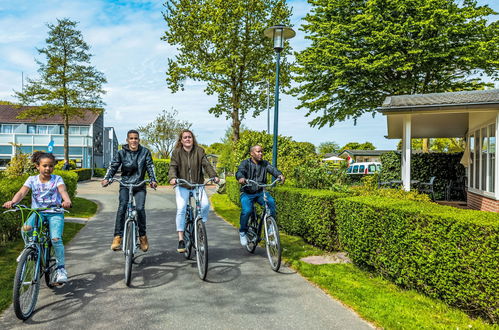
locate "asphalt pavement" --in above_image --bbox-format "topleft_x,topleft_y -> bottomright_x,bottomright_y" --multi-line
0,179 -> 372,329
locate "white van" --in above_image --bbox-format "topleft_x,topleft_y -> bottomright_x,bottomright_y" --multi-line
346,162 -> 381,175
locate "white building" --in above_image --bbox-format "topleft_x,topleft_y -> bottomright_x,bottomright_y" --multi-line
0,105 -> 117,169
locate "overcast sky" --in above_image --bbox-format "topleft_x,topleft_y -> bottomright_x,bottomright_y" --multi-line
0,0 -> 497,150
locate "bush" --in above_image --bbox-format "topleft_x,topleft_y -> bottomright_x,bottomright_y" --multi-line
55,159 -> 77,170
72,168 -> 92,181
226,177 -> 241,207
380,151 -> 465,200
4,152 -> 35,178
335,196 -> 499,323
153,159 -> 170,185
93,168 -> 107,178
292,160 -> 349,191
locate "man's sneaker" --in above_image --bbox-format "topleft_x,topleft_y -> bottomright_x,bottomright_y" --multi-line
177,240 -> 186,253
55,268 -> 68,284
111,236 -> 122,251
239,232 -> 248,246
139,235 -> 149,252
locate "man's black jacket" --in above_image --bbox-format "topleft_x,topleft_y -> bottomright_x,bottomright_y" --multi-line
104,144 -> 156,186
235,158 -> 282,194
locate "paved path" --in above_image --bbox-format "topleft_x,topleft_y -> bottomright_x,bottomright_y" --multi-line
1,180 -> 372,329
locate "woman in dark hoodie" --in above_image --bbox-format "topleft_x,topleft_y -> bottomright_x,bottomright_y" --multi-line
102,130 -> 157,251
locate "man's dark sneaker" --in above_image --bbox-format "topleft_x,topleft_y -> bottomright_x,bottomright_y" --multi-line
177,240 -> 186,253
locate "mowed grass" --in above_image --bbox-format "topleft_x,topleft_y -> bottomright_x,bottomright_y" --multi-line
210,194 -> 495,329
70,197 -> 98,218
0,222 -> 85,313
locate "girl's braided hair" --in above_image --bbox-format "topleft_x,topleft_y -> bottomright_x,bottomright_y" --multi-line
31,151 -> 56,165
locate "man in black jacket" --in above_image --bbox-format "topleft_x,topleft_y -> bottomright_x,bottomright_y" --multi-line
235,145 -> 285,246
102,130 -> 157,251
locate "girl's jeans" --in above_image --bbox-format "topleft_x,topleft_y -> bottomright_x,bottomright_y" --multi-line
24,212 -> 65,268
175,186 -> 210,231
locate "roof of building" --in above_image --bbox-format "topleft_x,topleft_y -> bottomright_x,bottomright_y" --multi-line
0,105 -> 101,125
338,150 -> 394,157
378,89 -> 499,112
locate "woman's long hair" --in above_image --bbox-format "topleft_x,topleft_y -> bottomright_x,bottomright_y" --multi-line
174,129 -> 198,150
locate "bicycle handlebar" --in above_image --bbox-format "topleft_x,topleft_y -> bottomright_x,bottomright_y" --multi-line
242,178 -> 281,189
106,178 -> 151,189
3,204 -> 69,214
175,178 -> 217,188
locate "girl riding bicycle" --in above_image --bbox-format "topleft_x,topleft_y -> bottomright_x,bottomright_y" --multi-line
168,129 -> 219,253
3,151 -> 72,284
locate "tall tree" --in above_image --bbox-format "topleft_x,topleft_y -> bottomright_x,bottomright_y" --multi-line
137,109 -> 192,159
15,18 -> 106,165
162,0 -> 293,142
292,0 -> 499,128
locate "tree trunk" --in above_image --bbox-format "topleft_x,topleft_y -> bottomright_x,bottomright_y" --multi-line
231,109 -> 240,142
422,138 -> 430,153
64,113 -> 69,164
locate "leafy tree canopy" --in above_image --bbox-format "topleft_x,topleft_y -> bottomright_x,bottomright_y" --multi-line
292,0 -> 499,128
318,141 -> 340,154
341,142 -> 376,151
137,109 -> 192,159
397,138 -> 465,153
162,0 -> 293,141
15,18 -> 106,163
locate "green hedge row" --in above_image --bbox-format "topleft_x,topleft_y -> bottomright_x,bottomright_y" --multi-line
153,159 -> 170,185
93,168 -> 107,178
380,151 -> 465,200
0,170 -> 78,245
335,196 -> 499,323
72,168 -> 92,181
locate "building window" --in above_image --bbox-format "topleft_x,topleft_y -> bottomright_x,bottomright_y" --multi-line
1,125 -> 13,133
27,125 -> 36,134
69,126 -> 80,135
469,123 -> 496,194
80,127 -> 89,135
37,125 -> 48,134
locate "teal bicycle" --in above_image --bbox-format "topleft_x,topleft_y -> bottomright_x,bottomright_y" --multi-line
3,204 -> 68,320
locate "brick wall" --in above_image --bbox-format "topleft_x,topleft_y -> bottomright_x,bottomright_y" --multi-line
467,191 -> 499,212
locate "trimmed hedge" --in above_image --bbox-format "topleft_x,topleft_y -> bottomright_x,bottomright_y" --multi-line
153,159 -> 170,185
0,170 -> 78,245
225,177 -> 348,251
335,196 -> 499,323
93,168 -> 107,178
72,168 -> 92,182
380,151 -> 465,200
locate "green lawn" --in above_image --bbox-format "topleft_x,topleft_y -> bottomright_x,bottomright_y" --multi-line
210,194 -> 495,329
70,197 -> 98,218
0,222 -> 84,314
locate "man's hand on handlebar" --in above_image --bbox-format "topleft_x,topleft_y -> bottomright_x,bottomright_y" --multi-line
278,175 -> 285,184
238,178 -> 246,185
101,179 -> 109,187
150,181 -> 158,189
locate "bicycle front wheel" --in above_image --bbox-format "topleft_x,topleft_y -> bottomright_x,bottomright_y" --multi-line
124,221 -> 134,286
13,248 -> 40,320
264,216 -> 281,272
44,242 -> 58,288
245,212 -> 258,253
195,219 -> 208,280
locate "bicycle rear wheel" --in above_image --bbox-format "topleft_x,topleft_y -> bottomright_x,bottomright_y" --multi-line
13,248 -> 40,320
264,216 -> 281,272
184,208 -> 193,259
124,221 -> 134,287
44,242 -> 58,288
195,219 -> 208,280
245,212 -> 258,253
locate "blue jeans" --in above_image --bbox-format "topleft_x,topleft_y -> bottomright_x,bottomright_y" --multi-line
239,191 -> 276,233
25,212 -> 65,268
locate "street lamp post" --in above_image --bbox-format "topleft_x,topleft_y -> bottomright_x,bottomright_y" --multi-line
264,24 -> 295,167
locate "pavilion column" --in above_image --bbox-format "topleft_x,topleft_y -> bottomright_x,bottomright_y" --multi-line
401,114 -> 412,191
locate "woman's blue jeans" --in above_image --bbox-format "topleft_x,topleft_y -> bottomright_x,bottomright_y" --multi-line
25,212 -> 65,268
239,191 -> 275,233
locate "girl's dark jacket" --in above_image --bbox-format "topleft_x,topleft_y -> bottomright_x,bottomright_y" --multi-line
104,144 -> 157,186
168,145 -> 217,187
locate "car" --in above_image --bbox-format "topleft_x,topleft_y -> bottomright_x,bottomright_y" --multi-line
346,162 -> 381,175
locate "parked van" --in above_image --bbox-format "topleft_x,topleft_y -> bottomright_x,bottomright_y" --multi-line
346,162 -> 381,175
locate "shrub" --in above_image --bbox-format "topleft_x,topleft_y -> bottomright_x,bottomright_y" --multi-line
380,151 -> 465,200
55,159 -> 77,170
72,168 -> 92,181
93,168 -> 107,178
335,196 -> 499,323
226,177 -> 241,207
5,152 -> 35,177
292,160 -> 350,191
153,159 -> 170,185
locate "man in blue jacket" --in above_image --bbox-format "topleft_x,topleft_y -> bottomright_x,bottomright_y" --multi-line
235,145 -> 285,246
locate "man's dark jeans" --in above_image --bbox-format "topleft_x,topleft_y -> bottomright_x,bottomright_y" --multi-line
114,186 -> 147,237
239,191 -> 276,233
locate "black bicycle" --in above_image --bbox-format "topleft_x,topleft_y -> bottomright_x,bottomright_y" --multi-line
176,178 -> 215,280
243,179 -> 282,272
3,205 -> 68,320
106,178 -> 150,286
